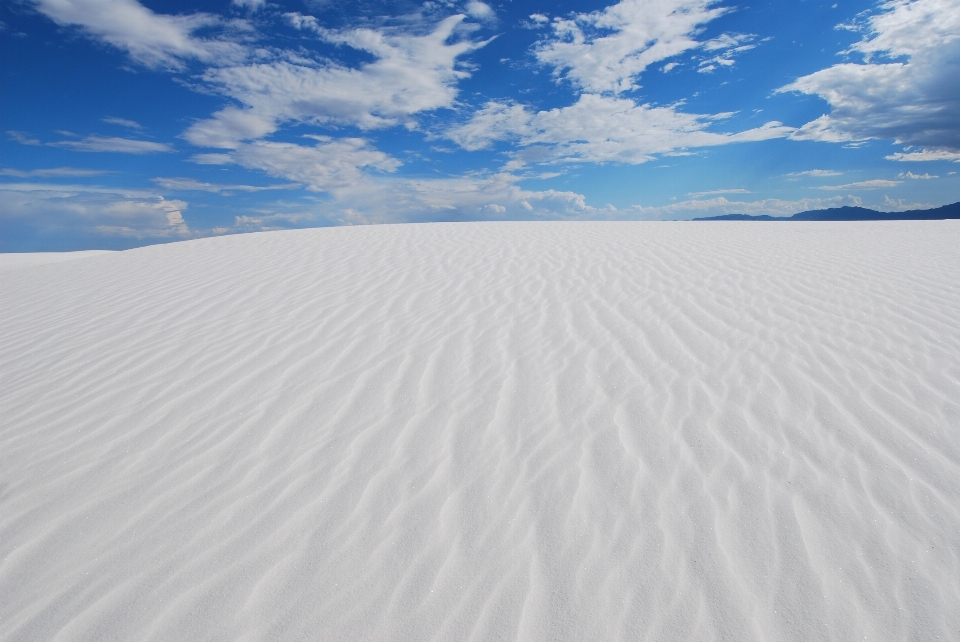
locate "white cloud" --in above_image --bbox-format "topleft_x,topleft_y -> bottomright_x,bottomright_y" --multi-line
448,94 -> 793,163
0,183 -> 189,238
0,167 -> 111,177
232,0 -> 265,11
444,2 -> 781,167
702,32 -> 754,53
881,195 -> 931,211
686,188 -> 749,198
102,117 -> 142,129
205,138 -> 400,192
389,172 -> 595,220
7,130 -> 40,145
49,135 -> 174,153
29,0 -> 249,69
819,179 -> 901,190
183,107 -> 277,149
781,0 -> 960,152
152,177 -> 299,192
886,149 -> 960,162
446,101 -> 533,151
898,171 -> 937,179
533,0 -> 751,93
465,1 -> 494,20
787,169 -> 843,177
232,212 -> 315,232
849,0 -> 960,59
232,168 -> 601,227
190,153 -> 235,165
184,15 -> 490,148
270,166 -> 854,227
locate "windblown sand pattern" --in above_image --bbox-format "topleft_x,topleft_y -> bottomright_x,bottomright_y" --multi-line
2,222 -> 959,641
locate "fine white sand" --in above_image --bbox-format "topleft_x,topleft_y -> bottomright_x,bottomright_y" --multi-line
1,222 -> 959,641
0,251 -> 115,271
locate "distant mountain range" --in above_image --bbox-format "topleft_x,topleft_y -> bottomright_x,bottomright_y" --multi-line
693,201 -> 960,221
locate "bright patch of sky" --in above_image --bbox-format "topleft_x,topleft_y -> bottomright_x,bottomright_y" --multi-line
2,0 -> 958,250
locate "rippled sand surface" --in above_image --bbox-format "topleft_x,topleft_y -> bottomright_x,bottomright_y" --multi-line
2,222 -> 959,641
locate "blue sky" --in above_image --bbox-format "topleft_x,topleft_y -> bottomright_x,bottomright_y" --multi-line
2,0 -> 958,250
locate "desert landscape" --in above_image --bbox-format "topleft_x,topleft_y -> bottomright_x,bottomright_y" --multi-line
2,221 -> 958,641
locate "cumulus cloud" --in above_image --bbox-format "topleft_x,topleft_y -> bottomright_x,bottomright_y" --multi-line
533,0 -> 752,93
29,0 -> 249,69
898,171 -> 937,179
448,94 -> 793,163
0,183 -> 189,239
781,0 -> 960,152
465,1 -> 494,20
49,135 -> 174,153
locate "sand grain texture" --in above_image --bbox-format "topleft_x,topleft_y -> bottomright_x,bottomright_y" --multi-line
2,222 -> 959,641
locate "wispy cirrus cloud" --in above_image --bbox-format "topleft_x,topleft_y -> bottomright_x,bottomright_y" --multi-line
818,179 -> 900,191
7,130 -> 41,145
687,188 -> 749,198
0,167 -> 111,177
886,149 -> 960,162
786,169 -> 843,178
102,117 -> 142,129
49,135 -> 174,153
152,177 -> 299,193
232,0 -> 265,11
28,0 -> 250,69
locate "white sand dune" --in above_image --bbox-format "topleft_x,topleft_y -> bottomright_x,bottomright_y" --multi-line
0,251 -> 115,271
1,222 -> 959,641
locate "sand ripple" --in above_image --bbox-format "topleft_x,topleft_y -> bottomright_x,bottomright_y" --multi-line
2,222 -> 959,640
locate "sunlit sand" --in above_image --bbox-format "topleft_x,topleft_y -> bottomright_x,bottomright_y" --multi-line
2,222 -> 958,640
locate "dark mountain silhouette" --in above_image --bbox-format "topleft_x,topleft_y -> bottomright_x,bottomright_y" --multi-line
693,202 -> 960,221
